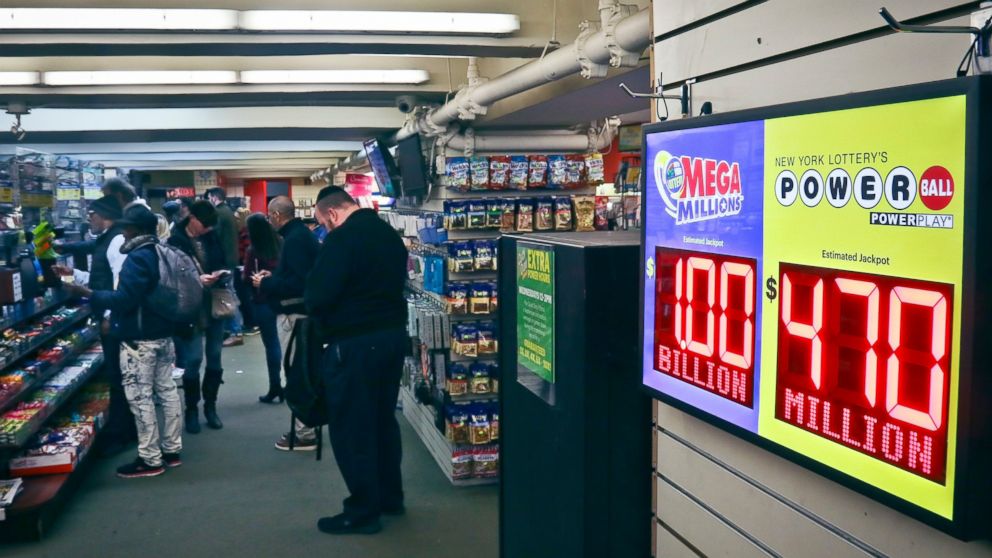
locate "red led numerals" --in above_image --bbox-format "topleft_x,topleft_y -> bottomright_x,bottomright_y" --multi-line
776,263 -> 952,482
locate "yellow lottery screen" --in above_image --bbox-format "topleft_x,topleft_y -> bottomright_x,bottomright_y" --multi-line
641,76 -> 992,539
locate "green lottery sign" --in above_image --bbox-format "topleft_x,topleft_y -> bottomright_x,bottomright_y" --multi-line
516,242 -> 555,383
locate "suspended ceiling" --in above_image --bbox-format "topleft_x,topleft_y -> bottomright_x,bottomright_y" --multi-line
0,0 -> 650,179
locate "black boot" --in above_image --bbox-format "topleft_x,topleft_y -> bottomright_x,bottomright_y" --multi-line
185,406 -> 201,434
259,384 -> 284,404
203,369 -> 224,430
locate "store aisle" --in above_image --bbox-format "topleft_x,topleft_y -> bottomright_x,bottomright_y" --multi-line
4,336 -> 498,558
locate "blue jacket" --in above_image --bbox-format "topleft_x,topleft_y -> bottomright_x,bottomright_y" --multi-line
90,236 -> 175,341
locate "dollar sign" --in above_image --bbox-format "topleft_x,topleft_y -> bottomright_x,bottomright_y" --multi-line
766,277 -> 778,301
646,257 -> 656,279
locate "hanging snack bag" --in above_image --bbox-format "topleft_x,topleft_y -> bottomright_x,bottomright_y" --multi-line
449,201 -> 468,231
489,156 -> 511,190
547,155 -> 568,189
486,199 -> 503,229
469,282 -> 492,315
467,200 -> 487,229
446,404 -> 471,444
448,363 -> 469,396
470,362 -> 491,394
535,198 -> 554,231
469,406 -> 492,445
473,239 -> 496,271
516,198 -> 535,232
469,156 -> 491,190
488,363 -> 500,394
452,323 -> 479,357
584,152 -> 605,185
565,154 -> 587,188
445,282 -> 469,315
554,196 -> 574,231
473,446 -> 500,478
499,199 -> 517,233
574,195 -> 596,231
594,196 -> 610,231
447,157 -> 470,191
527,155 -> 549,188
443,200 -> 453,230
452,449 -> 474,479
488,281 -> 499,313
453,242 -> 475,272
477,321 -> 498,355
509,156 -> 530,190
489,405 -> 500,440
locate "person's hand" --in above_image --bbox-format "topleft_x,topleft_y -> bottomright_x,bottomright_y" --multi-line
200,273 -> 220,287
63,283 -> 92,299
251,270 -> 271,288
51,264 -> 73,277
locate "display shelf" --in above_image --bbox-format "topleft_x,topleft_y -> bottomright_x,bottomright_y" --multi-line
399,386 -> 497,487
406,278 -> 447,307
0,347 -> 102,448
445,391 -> 499,403
448,270 -> 498,281
449,352 -> 498,363
0,387 -> 108,540
437,185 -> 599,200
0,292 -> 69,332
445,229 -> 502,241
0,308 -> 93,416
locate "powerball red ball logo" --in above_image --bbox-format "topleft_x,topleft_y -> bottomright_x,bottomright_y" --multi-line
919,166 -> 954,211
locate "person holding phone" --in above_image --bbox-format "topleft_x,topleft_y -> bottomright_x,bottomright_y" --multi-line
168,200 -> 229,434
243,213 -> 283,403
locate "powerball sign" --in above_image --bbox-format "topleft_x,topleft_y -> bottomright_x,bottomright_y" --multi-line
642,95 -> 967,523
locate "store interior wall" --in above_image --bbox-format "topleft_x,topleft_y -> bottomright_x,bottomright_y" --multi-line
649,1 -> 992,557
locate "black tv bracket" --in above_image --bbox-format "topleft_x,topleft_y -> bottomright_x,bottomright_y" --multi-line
880,6 -> 992,76
618,73 -> 702,121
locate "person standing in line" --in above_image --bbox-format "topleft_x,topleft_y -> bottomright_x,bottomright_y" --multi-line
54,195 -> 136,458
243,214 -> 283,402
205,187 -> 244,347
233,207 -> 257,337
252,196 -> 320,450
169,200 -> 228,433
102,177 -> 148,211
65,205 -> 182,478
304,187 -> 409,535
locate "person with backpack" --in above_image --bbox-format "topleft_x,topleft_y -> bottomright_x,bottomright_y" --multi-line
63,205 -> 185,478
304,187 -> 409,535
169,200 -> 229,434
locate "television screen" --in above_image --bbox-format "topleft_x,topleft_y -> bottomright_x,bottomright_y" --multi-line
363,138 -> 400,198
397,134 -> 429,195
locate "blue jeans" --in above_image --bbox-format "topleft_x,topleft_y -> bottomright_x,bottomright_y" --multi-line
252,302 -> 282,389
175,316 -> 225,408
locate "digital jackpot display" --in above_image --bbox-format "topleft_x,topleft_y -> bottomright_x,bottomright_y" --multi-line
641,77 -> 991,538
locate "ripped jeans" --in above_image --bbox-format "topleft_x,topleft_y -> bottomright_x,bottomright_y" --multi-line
120,339 -> 183,467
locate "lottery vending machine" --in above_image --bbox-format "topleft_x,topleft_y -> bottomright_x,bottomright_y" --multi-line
641,76 -> 992,539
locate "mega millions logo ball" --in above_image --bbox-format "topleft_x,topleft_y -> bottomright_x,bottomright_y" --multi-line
654,150 -> 682,219
664,157 -> 685,197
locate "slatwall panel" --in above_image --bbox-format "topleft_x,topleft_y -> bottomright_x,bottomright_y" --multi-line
649,2 -> 991,555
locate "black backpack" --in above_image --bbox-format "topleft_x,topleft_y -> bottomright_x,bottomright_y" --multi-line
283,318 -> 328,456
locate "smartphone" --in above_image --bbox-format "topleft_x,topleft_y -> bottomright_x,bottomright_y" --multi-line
216,270 -> 232,278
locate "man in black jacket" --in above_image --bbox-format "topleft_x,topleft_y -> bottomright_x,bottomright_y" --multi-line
55,195 -> 136,457
304,187 -> 409,535
252,196 -> 320,449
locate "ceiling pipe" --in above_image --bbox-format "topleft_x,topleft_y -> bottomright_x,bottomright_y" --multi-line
447,117 -> 619,155
395,2 -> 648,142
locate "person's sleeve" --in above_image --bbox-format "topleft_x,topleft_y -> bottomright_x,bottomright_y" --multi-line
304,237 -> 351,315
89,254 -> 155,316
59,238 -> 96,257
260,234 -> 316,299
107,234 -> 127,288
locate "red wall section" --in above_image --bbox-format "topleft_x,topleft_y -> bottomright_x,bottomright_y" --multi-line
244,180 -> 267,213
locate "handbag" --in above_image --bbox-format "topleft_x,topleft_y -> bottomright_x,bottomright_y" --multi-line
211,285 -> 238,320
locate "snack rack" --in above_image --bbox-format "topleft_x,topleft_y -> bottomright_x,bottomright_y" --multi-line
0,291 -> 105,540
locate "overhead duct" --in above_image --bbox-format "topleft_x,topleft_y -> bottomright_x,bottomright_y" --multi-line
447,117 -> 620,155
396,2 -> 649,141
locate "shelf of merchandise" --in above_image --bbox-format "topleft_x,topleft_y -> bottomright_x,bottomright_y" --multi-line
0,349 -> 103,449
0,308 -> 93,415
0,308 -> 93,416
0,292 -> 70,332
0,384 -> 108,540
399,386 -> 497,487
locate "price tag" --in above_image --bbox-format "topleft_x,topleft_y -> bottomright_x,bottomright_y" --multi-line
0,188 -> 13,203
56,188 -> 81,201
83,187 -> 101,200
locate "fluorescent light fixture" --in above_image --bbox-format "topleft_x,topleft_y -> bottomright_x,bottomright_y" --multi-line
240,70 -> 429,84
43,71 -> 239,86
239,10 -> 520,34
0,8 -> 238,30
0,72 -> 40,86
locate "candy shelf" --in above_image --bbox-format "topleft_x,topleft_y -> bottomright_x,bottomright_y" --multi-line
399,386 -> 497,487
0,292 -> 69,332
0,308 -> 94,416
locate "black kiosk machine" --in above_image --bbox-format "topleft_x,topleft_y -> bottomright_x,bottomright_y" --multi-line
499,231 -> 651,558
639,76 -> 992,540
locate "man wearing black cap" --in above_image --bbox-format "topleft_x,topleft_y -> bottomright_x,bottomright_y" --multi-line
305,186 -> 409,535
65,205 -> 182,478
169,200 -> 229,433
54,195 -> 137,457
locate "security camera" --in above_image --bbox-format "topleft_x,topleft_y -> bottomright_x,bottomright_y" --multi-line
395,95 -> 420,114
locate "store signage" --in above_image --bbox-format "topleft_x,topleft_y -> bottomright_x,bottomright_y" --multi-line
517,242 -> 555,383
641,78 -> 990,539
345,173 -> 374,197
167,187 -> 196,199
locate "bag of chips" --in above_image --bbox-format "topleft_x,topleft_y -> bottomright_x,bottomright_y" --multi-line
452,448 -> 473,479
469,156 -> 490,190
451,242 -> 476,273
499,199 -> 517,233
510,156 -> 530,190
535,198 -> 554,231
574,196 -> 596,232
467,201 -> 487,229
452,323 -> 479,357
447,363 -> 469,396
595,196 -> 610,231
554,196 -> 573,231
565,154 -> 586,189
470,282 -> 492,315
447,157 -> 470,191
585,152 -> 605,185
473,446 -> 500,478
547,155 -> 568,189
489,156 -> 511,190
473,240 -> 496,271
516,198 -> 534,232
446,405 -> 471,444
477,321 -> 498,354
469,362 -> 491,394
469,406 -> 492,445
528,155 -> 548,188
445,282 -> 469,315
448,201 -> 468,230
486,199 -> 502,229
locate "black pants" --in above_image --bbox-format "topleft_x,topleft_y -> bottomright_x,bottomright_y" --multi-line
99,332 -> 137,445
323,328 -> 407,521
